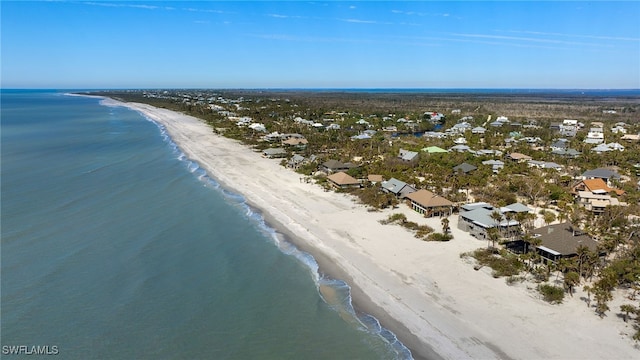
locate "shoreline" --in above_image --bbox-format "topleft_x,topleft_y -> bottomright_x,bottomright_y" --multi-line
257,208 -> 437,360
80,94 -> 639,360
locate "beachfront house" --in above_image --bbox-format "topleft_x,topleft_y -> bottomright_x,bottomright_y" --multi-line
532,223 -> 600,262
381,178 -> 416,199
262,147 -> 287,159
287,154 -> 306,170
327,172 -> 361,189
404,190 -> 454,217
457,203 -> 521,240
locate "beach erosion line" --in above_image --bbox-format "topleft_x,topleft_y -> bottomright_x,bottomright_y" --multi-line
91,95 -> 419,359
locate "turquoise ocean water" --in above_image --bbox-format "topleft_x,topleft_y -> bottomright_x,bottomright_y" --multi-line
1,90 -> 411,359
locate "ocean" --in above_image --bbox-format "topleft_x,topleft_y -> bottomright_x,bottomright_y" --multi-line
1,90 -> 410,359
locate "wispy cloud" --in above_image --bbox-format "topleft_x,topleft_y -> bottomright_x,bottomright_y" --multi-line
252,33 -> 374,44
81,2 -> 165,10
391,9 -> 450,17
507,30 -> 640,42
338,18 -> 393,25
182,7 -> 229,14
450,33 -> 615,48
266,13 -> 306,19
251,33 -> 440,48
80,2 -> 232,14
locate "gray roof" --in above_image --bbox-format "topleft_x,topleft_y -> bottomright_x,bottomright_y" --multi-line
552,148 -> 580,157
532,223 -> 598,256
550,139 -> 569,149
461,202 -> 493,212
263,148 -> 286,155
502,203 -> 532,213
381,178 -> 416,197
459,207 -> 519,229
399,149 -> 419,161
482,159 -> 505,166
582,168 -> 621,180
453,162 -> 477,173
322,159 -> 355,171
449,145 -> 471,152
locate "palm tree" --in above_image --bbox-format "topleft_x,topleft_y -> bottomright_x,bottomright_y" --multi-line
504,212 -> 514,239
489,210 -> 504,241
569,206 -> 583,236
583,285 -> 593,307
441,217 -> 450,234
576,245 -> 590,279
487,227 -> 500,250
542,210 -> 556,227
564,271 -> 580,297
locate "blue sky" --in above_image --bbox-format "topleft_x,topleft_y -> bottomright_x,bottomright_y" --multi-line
2,1 -> 639,89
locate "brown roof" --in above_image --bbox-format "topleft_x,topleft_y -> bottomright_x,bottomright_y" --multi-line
405,189 -> 453,208
327,171 -> 359,186
532,223 -> 598,256
509,152 -> 532,160
572,178 -> 625,196
368,174 -> 383,182
282,138 -> 308,146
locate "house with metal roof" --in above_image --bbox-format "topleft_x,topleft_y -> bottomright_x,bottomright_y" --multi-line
584,128 -> 605,144
453,162 -> 477,174
550,139 -> 569,151
287,154 -> 306,170
458,204 -> 521,240
482,159 -> 505,173
528,160 -> 563,171
381,178 -> 416,198
551,148 -> 581,158
501,203 -> 533,213
262,147 -> 287,158
398,148 -> 419,163
581,168 -> 622,186
472,126 -> 487,134
422,146 -> 448,154
449,145 -> 471,153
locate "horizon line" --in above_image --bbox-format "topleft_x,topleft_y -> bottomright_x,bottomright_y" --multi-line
3,87 -> 640,92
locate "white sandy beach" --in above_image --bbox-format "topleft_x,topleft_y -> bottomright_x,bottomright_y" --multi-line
102,97 -> 638,360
